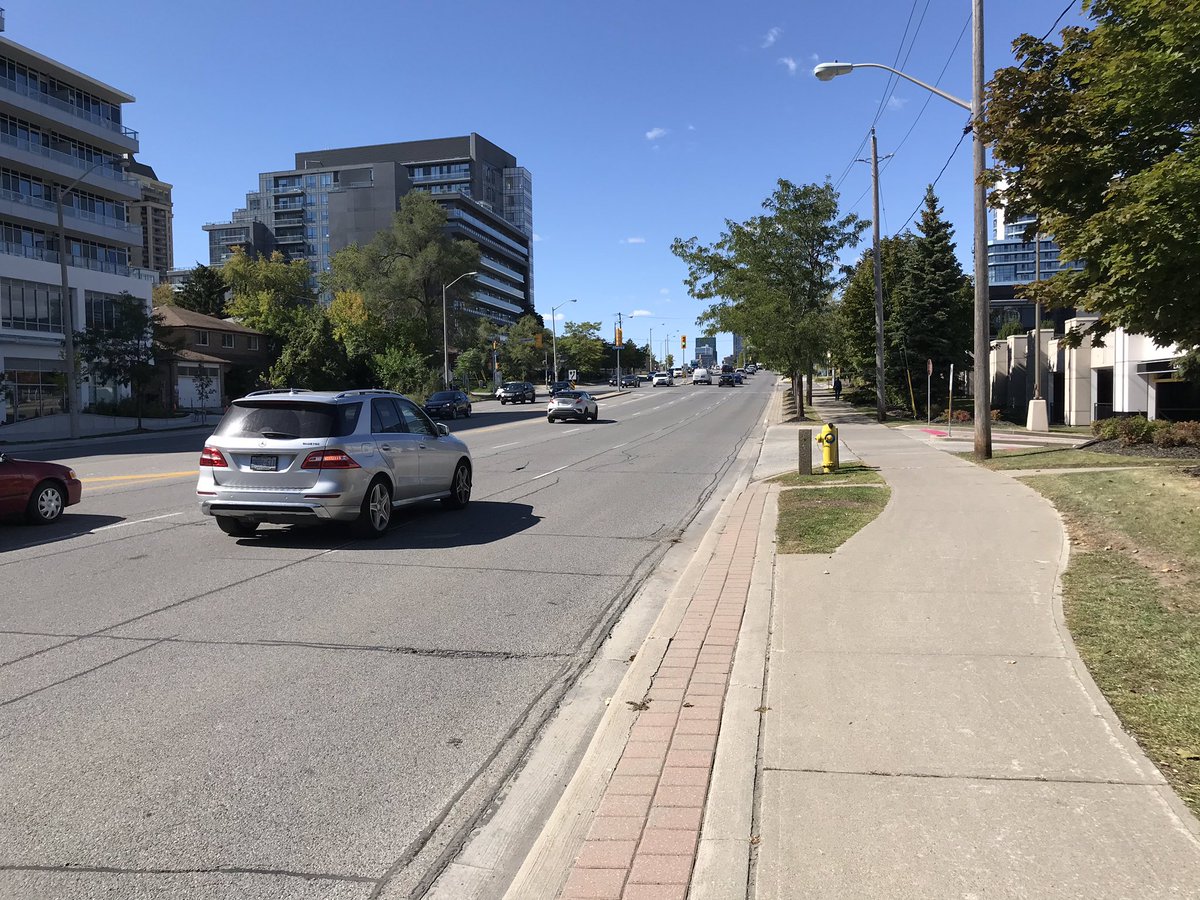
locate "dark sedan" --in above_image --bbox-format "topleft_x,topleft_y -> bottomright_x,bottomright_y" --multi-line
718,372 -> 737,387
0,453 -> 82,525
423,390 -> 472,419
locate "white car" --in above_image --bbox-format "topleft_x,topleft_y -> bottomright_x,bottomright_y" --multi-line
652,371 -> 674,387
692,368 -> 712,385
547,390 -> 598,423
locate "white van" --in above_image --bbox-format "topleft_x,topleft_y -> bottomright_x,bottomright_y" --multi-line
692,368 -> 712,385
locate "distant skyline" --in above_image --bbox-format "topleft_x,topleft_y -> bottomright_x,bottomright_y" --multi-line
16,0 -> 1085,362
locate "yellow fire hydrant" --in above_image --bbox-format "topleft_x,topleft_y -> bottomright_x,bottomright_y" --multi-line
815,423 -> 840,474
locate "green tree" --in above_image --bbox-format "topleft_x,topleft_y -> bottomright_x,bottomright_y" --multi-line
174,264 -> 230,317
453,347 -> 490,388
267,306 -> 350,390
557,321 -> 606,379
672,180 -> 866,416
223,248 -> 315,338
74,292 -> 175,430
373,343 -> 438,397
890,187 -> 973,403
324,192 -> 480,359
498,315 -> 549,380
981,1 -> 1200,351
997,319 -> 1028,340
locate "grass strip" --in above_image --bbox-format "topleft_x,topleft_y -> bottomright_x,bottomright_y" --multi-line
1025,469 -> 1200,816
776,484 -> 891,555
963,448 -> 1200,471
769,463 -> 885,487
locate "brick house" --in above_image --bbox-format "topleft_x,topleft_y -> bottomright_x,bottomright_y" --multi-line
154,306 -> 270,410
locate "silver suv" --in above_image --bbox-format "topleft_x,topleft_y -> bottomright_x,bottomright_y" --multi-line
197,389 -> 473,539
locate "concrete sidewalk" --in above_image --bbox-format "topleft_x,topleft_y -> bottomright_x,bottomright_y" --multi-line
730,391 -> 1200,898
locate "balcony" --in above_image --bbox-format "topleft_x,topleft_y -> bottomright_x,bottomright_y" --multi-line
0,132 -> 141,199
0,74 -> 139,150
0,238 -> 153,280
0,186 -> 140,236
270,183 -> 304,194
410,171 -> 470,184
273,232 -> 305,243
273,199 -> 304,211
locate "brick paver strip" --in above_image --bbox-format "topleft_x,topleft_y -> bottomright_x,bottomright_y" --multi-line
559,486 -> 767,898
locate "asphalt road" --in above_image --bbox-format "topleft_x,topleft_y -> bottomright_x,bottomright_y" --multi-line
0,375 -> 774,900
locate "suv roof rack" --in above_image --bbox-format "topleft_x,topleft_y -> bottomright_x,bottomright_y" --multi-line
332,389 -> 405,399
243,388 -> 313,397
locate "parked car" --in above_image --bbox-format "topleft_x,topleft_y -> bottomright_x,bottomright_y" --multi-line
621,374 -> 640,388
652,371 -> 674,387
548,380 -> 573,396
196,388 -> 472,539
692,368 -> 712,385
547,390 -> 598,423
423,390 -> 472,419
0,453 -> 82,525
498,381 -> 536,404
718,372 -> 736,387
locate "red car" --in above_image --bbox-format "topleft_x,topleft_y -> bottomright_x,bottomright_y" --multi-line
0,453 -> 82,524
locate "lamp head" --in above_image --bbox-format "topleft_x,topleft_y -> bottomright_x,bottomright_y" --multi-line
813,62 -> 854,82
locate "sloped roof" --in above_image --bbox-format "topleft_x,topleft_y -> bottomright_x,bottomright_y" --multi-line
155,305 -> 262,335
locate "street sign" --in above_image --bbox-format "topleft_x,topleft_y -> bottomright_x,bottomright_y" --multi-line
927,359 -> 933,376
568,369 -> 577,381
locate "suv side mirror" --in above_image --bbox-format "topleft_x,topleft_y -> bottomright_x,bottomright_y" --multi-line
436,422 -> 450,436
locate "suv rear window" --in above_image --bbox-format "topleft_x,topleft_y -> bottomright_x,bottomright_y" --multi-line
215,401 -> 362,439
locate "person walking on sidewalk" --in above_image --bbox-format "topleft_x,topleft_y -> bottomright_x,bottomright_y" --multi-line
833,376 -> 843,401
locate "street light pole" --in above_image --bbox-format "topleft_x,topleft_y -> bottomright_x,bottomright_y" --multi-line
57,157 -> 124,440
971,0 -> 992,458
550,298 -> 576,380
812,4 -> 993,458
442,270 -> 477,389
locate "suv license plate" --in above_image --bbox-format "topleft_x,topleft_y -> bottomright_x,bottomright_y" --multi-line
249,455 -> 278,471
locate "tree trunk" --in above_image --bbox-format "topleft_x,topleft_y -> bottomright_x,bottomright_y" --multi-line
792,367 -> 805,419
806,354 -> 814,407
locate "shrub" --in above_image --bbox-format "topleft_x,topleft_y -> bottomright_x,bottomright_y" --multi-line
1091,418 -> 1121,441
938,408 -> 972,423
1114,415 -> 1162,447
1153,420 -> 1200,448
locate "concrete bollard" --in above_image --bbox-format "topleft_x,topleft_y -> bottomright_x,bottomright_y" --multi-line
798,428 -> 812,475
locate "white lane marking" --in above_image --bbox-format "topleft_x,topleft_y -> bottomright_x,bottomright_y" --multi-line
92,512 -> 182,532
562,427 -> 581,434
612,442 -> 628,449
490,441 -> 521,449
532,463 -> 572,480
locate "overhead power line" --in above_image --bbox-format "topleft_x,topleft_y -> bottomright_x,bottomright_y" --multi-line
895,123 -> 971,234
1041,1 -> 1077,42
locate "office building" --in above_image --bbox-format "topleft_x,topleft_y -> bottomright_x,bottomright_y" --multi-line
0,26 -> 157,430
127,158 -> 172,274
732,333 -> 744,363
206,133 -> 533,324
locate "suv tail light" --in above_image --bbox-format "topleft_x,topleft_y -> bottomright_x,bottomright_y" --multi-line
199,446 -> 228,467
302,449 -> 361,470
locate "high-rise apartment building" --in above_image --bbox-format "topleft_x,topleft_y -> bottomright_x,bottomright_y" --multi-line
127,159 -> 172,274
206,134 -> 534,325
986,206 -> 1083,334
0,27 -> 157,429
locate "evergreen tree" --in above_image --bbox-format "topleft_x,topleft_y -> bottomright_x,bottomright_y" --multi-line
891,187 -> 972,403
175,264 -> 230,318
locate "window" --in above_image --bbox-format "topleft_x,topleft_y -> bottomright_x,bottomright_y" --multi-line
221,333 -> 235,349
1,276 -> 64,333
248,336 -> 260,351
370,398 -> 405,434
196,330 -> 209,346
396,398 -> 436,437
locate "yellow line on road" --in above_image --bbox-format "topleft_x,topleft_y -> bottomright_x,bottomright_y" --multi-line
83,471 -> 195,483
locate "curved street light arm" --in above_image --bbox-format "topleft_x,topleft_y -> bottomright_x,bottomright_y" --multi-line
838,63 -> 971,112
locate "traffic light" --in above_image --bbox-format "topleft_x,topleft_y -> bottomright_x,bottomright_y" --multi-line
535,333 -> 543,349
492,340 -> 498,350
681,335 -> 687,350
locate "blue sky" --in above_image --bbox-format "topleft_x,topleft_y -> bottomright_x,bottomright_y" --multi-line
18,0 -> 1083,362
